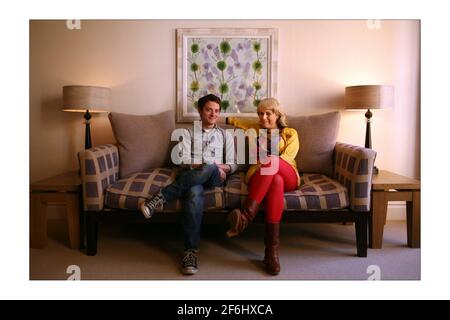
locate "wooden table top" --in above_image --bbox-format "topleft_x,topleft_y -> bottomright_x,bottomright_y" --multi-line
372,170 -> 420,191
30,171 -> 81,192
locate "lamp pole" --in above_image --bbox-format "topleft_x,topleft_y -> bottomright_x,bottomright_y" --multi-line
364,108 -> 378,173
84,109 -> 92,149
364,109 -> 372,149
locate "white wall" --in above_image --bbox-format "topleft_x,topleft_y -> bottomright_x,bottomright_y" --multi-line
30,20 -> 420,219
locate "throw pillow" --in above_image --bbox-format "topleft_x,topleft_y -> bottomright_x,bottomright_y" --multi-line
108,110 -> 175,178
289,111 -> 340,176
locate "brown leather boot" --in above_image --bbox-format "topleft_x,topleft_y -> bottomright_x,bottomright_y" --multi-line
263,222 -> 280,275
226,198 -> 259,238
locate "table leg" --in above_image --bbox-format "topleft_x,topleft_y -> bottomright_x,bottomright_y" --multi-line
66,193 -> 81,249
369,191 -> 388,249
406,190 -> 420,248
30,193 -> 47,248
78,191 -> 85,249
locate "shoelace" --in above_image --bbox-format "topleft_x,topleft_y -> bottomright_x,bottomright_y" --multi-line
183,252 -> 197,266
147,195 -> 163,208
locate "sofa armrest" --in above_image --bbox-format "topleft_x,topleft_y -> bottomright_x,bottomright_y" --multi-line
78,144 -> 119,211
333,142 -> 377,212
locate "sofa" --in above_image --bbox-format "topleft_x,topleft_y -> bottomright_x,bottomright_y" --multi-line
78,110 -> 377,257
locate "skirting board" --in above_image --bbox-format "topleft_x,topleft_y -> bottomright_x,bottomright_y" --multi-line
386,202 -> 407,221
47,206 -> 66,220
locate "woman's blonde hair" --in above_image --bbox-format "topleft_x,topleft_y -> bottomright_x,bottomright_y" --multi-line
257,98 -> 288,128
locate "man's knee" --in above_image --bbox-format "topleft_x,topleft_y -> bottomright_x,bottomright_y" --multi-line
202,163 -> 218,173
199,164 -> 219,180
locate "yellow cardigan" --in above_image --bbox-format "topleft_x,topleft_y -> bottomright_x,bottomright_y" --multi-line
227,117 -> 300,186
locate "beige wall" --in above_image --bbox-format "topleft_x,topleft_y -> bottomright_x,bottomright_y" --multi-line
30,20 -> 420,183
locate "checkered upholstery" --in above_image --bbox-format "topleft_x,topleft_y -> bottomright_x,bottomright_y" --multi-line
105,168 -> 225,211
79,142 -> 375,213
225,172 -> 349,210
78,144 -> 120,211
224,173 -> 249,208
284,174 -> 349,210
333,142 -> 377,211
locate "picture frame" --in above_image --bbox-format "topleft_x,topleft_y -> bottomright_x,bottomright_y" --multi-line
176,28 -> 278,123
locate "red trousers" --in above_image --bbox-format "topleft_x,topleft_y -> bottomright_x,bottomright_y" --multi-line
248,156 -> 298,223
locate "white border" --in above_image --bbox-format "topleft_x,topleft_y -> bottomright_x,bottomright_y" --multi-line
2,0 -> 450,300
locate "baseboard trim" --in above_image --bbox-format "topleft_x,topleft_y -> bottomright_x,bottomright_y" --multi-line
387,202 -> 406,221
47,205 -> 66,220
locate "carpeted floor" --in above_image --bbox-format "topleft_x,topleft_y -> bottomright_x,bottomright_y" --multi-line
30,219 -> 420,280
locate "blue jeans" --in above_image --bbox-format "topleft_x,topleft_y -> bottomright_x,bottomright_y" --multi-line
161,164 -> 223,251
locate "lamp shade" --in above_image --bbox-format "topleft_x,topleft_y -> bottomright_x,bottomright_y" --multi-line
345,85 -> 394,110
63,85 -> 111,112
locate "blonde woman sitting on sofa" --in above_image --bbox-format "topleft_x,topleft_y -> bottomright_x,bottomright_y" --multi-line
226,98 -> 300,275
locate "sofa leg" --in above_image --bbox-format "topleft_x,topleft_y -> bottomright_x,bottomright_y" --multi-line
86,212 -> 98,256
355,213 -> 368,257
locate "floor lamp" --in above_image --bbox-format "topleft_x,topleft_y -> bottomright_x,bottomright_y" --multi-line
345,85 -> 394,174
63,85 -> 111,149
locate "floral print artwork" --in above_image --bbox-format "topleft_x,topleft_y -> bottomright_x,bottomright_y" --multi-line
186,37 -> 269,114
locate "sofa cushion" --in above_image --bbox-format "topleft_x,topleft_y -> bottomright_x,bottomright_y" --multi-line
108,110 -> 175,178
104,168 -> 225,211
225,172 -> 348,211
283,173 -> 349,210
289,111 -> 340,176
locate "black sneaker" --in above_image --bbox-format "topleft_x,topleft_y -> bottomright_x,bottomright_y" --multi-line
181,250 -> 198,275
140,191 -> 165,219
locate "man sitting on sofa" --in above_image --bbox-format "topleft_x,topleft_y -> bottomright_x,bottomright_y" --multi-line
140,94 -> 238,275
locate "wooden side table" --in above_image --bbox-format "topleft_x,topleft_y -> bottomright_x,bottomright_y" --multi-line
30,171 -> 82,249
370,170 -> 420,249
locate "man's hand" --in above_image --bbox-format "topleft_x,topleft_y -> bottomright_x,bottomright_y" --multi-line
218,167 -> 227,182
216,164 -> 231,173
216,163 -> 230,182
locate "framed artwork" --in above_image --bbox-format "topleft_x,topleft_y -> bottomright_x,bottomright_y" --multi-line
176,28 -> 278,123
